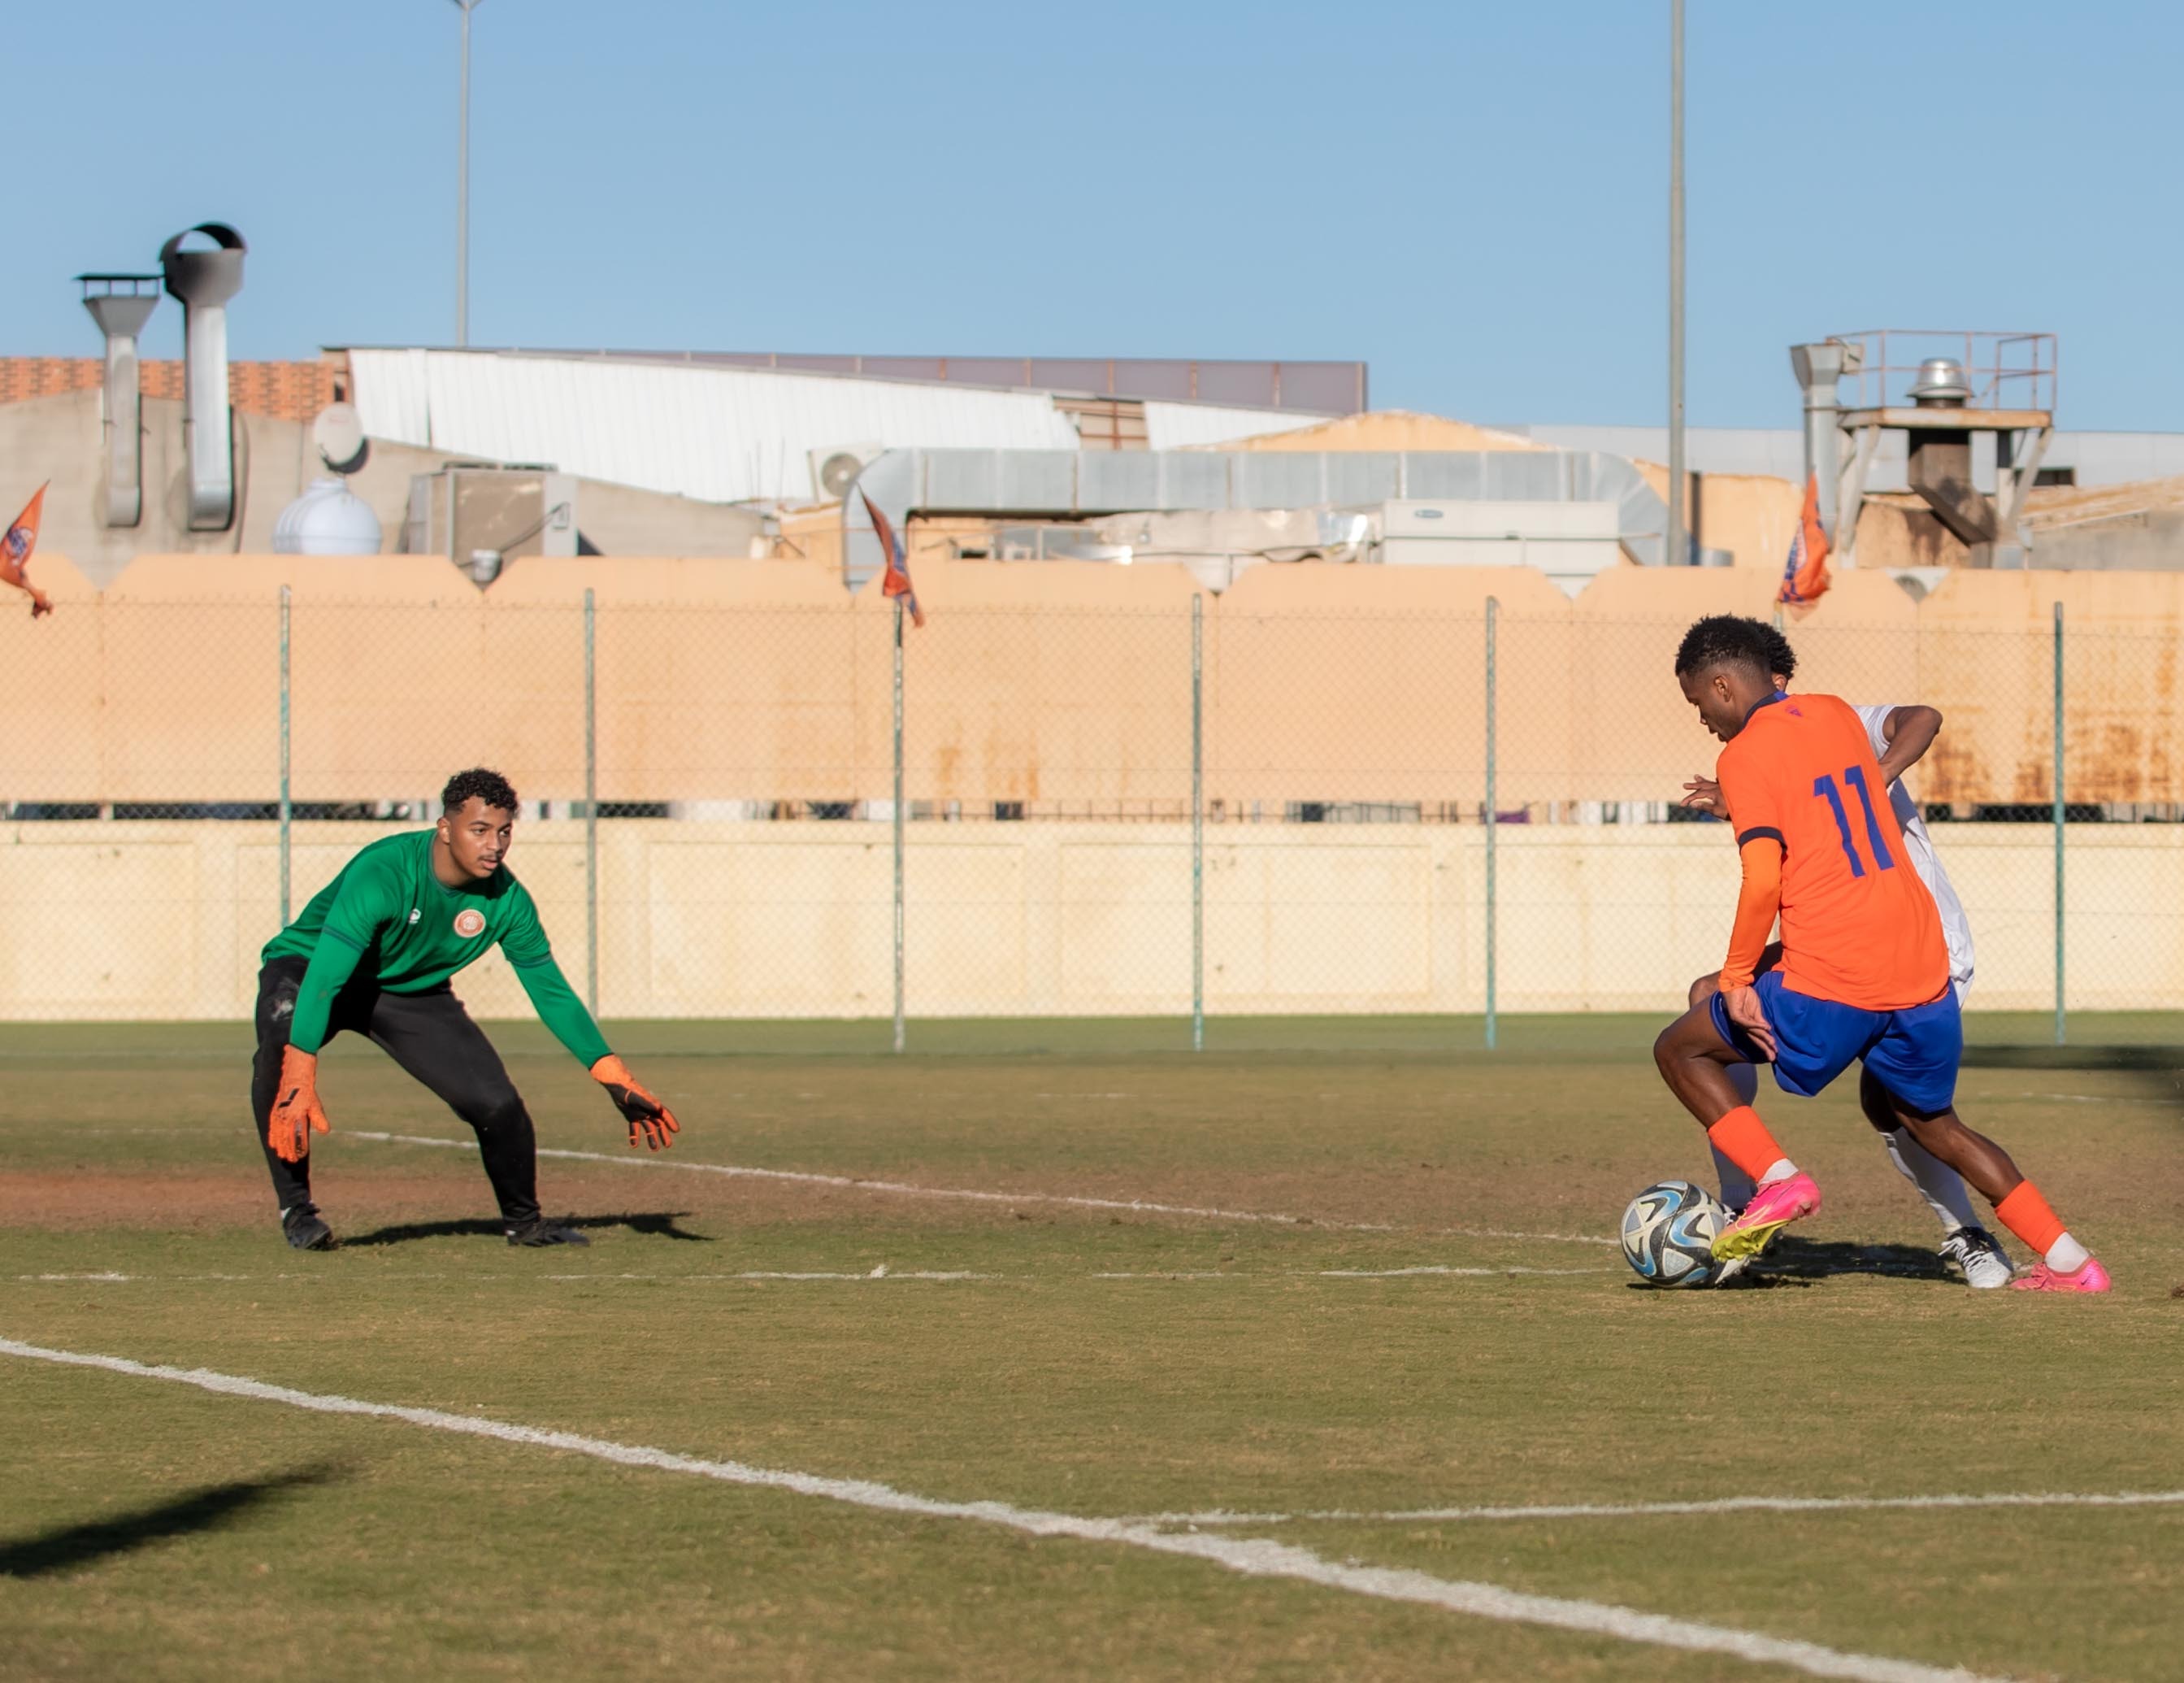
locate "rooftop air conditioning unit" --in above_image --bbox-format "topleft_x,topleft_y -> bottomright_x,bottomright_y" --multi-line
1376,500 -> 1624,598
808,441 -> 883,502
405,463 -> 579,582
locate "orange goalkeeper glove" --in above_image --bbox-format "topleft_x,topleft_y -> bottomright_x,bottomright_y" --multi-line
591,1055 -> 680,1151
267,1046 -> 331,1163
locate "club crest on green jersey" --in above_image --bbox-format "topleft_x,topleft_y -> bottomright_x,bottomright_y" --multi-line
454,908 -> 486,938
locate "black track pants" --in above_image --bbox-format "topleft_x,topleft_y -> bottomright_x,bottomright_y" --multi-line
250,958 -> 541,1224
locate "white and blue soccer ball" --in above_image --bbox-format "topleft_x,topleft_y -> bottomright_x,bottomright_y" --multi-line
1620,1180 -> 1729,1288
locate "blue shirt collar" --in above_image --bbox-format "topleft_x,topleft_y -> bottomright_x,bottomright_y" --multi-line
1744,689 -> 1788,724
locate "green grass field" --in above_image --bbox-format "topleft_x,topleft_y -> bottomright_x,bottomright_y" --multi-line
3,1015 -> 2180,1681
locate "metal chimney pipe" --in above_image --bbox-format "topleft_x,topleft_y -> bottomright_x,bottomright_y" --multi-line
77,274 -> 161,528
158,223 -> 248,532
1789,339 -> 1856,536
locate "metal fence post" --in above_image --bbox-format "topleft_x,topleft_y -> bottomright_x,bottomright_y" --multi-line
584,588 -> 599,1020
278,584 -> 292,925
892,596 -> 907,1055
1485,597 -> 1499,1050
1191,594 -> 1205,1054
2052,599 -> 2065,1046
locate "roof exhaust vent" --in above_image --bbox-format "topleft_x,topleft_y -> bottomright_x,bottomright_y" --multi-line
1908,357 -> 1972,407
158,222 -> 247,531
77,274 -> 161,528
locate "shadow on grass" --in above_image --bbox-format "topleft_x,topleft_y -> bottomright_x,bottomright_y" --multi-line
1623,1240 -> 1953,1292
0,1464 -> 340,1579
341,1211 -> 714,1247
1962,1042 -> 2184,1120
1752,1237 -> 1956,1285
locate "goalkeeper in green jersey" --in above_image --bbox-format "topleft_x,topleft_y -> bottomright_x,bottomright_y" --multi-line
252,768 -> 680,1250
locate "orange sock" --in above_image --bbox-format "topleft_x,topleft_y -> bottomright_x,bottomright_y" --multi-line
1996,1182 -> 2066,1257
1707,1106 -> 1790,1183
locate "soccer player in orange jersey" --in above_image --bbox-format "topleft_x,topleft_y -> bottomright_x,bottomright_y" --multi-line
1680,624 -> 2012,1289
1652,615 -> 2109,1292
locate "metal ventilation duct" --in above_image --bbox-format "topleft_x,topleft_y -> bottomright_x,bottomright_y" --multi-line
1789,339 -> 1861,537
842,447 -> 1673,587
77,274 -> 161,528
158,223 -> 247,531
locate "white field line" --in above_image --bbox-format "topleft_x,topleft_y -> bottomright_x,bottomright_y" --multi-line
1090,1265 -> 1609,1281
17,1266 -> 1605,1285
1125,1489 -> 2184,1529
1314,1264 -> 1605,1278
15,1272 -> 467,1284
0,1337 -> 1999,1683
345,1131 -> 1617,1248
548,1269 -> 994,1282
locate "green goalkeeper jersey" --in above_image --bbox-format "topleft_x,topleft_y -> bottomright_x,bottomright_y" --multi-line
262,829 -> 609,1066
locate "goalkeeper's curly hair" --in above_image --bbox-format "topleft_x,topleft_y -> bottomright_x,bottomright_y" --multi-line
1674,615 -> 1780,683
442,767 -> 519,814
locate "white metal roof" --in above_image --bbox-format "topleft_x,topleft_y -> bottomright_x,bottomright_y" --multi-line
1142,402 -> 1323,450
346,350 -> 1083,504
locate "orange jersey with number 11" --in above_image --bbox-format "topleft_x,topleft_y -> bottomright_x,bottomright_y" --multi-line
1715,692 -> 1948,1011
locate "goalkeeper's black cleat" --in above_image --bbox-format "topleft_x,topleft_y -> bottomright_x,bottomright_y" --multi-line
505,1216 -> 590,1248
281,1202 -> 335,1251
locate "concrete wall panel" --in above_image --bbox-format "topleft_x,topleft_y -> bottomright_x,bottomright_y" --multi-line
0,818 -> 2147,1020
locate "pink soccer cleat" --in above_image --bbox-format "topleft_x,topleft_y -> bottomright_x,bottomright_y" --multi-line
1711,1171 -> 1821,1264
2008,1258 -> 2112,1294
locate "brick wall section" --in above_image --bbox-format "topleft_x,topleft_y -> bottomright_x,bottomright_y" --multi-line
0,357 -> 337,423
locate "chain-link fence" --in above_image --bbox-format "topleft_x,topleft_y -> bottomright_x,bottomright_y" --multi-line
0,586 -> 2162,1040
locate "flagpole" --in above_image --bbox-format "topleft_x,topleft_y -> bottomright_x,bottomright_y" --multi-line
1666,0 -> 1686,569
279,584 -> 292,925
892,594 -> 906,1056
584,586 -> 600,1019
451,0 -> 483,346
1191,594 -> 1204,1054
1484,597 -> 1499,1051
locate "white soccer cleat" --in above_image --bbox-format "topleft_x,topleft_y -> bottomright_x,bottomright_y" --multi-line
1940,1226 -> 2013,1289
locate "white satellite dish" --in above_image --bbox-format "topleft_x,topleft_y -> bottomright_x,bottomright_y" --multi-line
312,402 -> 370,476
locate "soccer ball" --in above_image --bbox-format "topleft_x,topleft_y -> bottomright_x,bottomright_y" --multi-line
1620,1180 -> 1728,1288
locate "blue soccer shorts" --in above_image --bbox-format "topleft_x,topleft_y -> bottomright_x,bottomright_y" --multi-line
1709,968 -> 1962,1115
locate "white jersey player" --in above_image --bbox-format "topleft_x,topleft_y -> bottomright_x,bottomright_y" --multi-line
1681,637 -> 2011,1288
1852,702 -> 1974,1002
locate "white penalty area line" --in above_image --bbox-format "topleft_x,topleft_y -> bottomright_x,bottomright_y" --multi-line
548,1266 -> 1609,1284
345,1131 -> 1617,1249
0,1337 -> 1999,1683
550,1268 -> 993,1282
11,1271 -> 996,1285
1125,1489 -> 2184,1530
16,1265 -> 1608,1286
1090,1265 -> 1609,1281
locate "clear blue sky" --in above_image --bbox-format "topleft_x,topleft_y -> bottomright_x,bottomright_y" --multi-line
15,0 -> 2178,429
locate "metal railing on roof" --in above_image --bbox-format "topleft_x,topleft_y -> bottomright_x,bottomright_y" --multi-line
1836,329 -> 2058,414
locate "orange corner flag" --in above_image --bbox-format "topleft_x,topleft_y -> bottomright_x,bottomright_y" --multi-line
1778,472 -> 1830,606
2,483 -> 52,618
859,490 -> 925,628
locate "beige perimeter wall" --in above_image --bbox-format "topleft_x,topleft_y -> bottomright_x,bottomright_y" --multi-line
11,553 -> 2184,812
0,819 -> 2147,1022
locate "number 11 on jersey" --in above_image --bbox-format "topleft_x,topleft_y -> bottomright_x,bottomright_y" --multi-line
1813,766 -> 1897,878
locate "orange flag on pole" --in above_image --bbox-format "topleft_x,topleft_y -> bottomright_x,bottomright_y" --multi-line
2,483 -> 53,618
860,490 -> 925,628
1778,472 -> 1831,606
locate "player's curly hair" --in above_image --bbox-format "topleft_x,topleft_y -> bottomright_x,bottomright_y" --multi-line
442,767 -> 519,814
1674,615 -> 1777,681
1762,623 -> 1797,682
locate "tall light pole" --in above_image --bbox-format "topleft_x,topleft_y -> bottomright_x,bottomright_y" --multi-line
1666,0 -> 1686,567
452,0 -> 484,347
